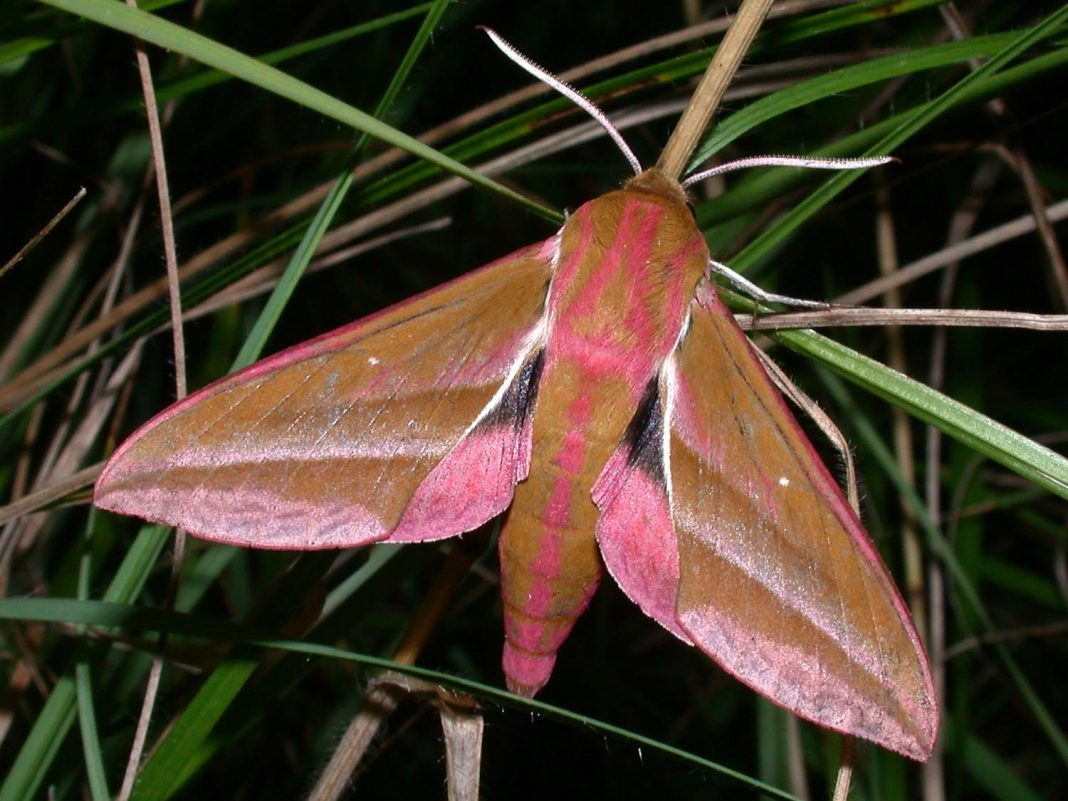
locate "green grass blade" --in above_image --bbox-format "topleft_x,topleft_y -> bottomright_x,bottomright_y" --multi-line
779,329 -> 1068,499
148,4 -> 434,107
76,510 -> 110,801
690,32 -> 1023,171
0,525 -> 168,801
0,677 -> 78,801
0,596 -> 802,801
35,0 -> 555,219
234,0 -> 454,368
74,655 -> 110,801
820,371 -> 1068,765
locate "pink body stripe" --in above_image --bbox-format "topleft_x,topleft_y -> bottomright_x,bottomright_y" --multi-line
499,184 -> 707,693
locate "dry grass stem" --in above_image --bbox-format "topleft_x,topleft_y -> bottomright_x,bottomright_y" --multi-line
0,187 -> 86,280
833,197 -> 1068,306
657,0 -> 775,178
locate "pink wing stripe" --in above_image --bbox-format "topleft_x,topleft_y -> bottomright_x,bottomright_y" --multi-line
95,478 -> 390,550
677,606 -> 912,752
390,417 -> 534,543
593,441 -> 691,643
690,280 -> 921,630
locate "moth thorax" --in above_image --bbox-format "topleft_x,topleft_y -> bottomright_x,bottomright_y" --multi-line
623,168 -> 690,207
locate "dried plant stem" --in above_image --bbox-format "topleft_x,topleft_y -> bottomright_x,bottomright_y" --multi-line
117,3 -> 187,797
831,737 -> 855,801
941,2 -> 1068,310
922,155 -> 1002,801
874,179 -> 928,642
1001,146 -> 1068,309
0,187 -> 86,280
308,543 -> 479,801
657,0 -> 775,179
0,466 -> 101,526
834,198 -> 1068,306
741,307 -> 1068,331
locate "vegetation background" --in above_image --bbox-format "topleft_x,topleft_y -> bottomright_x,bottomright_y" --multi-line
1,1 -> 1066,799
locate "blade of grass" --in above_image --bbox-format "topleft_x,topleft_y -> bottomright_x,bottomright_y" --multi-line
818,369 -> 1068,765
35,0 -> 555,220
74,653 -> 110,801
76,509 -> 110,801
0,525 -> 169,801
121,4 -> 458,795
0,596 -> 803,801
739,7 -> 1068,498
689,31 -> 1028,171
139,3 -> 436,109
779,329 -> 1068,498
236,0 -> 454,367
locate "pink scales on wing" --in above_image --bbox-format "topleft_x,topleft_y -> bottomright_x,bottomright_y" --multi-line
593,437 -> 690,643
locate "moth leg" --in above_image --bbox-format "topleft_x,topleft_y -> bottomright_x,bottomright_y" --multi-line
709,258 -> 833,310
753,346 -> 861,512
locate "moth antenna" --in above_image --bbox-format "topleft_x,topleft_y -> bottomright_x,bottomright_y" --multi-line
480,26 -> 643,177
682,155 -> 896,188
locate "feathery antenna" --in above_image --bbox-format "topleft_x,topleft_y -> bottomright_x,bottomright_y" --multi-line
480,27 -> 643,177
481,27 -> 893,190
682,155 -> 896,188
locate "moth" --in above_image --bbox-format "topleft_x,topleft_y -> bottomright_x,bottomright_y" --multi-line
96,29 -> 937,760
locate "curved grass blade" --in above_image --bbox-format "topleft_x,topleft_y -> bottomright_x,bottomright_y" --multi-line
0,596 -> 804,801
689,32 -> 1025,171
0,526 -> 169,801
732,7 -> 1068,498
818,370 -> 1068,764
783,330 -> 1068,499
696,46 -> 1068,226
35,0 -> 555,220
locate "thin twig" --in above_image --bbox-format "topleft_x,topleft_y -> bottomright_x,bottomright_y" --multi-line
0,224 -> 96,385
831,736 -> 855,801
0,466 -> 101,526
874,177 -> 928,656
922,149 -> 1002,801
0,187 -> 86,280
942,2 -> 1068,310
657,0 -> 775,179
943,620 -> 1068,660
835,201 -> 1068,306
994,142 -> 1068,308
116,3 -> 188,796
740,307 -> 1068,331
308,544 -> 478,801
